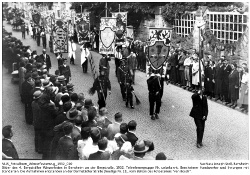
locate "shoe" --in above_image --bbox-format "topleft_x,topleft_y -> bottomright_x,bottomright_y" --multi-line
155,113 -> 159,119
126,104 -> 128,108
196,143 -> 202,148
131,106 -> 134,109
200,143 -> 203,147
151,115 -> 155,120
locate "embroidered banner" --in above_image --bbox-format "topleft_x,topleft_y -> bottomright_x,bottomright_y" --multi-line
52,20 -> 68,53
126,26 -> 134,40
75,12 -> 90,43
99,27 -> 116,54
111,12 -> 127,43
148,27 -> 172,46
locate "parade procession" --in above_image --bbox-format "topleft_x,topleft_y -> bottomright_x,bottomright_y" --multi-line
1,2 -> 249,162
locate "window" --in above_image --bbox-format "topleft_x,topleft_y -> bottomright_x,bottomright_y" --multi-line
234,15 -> 238,23
210,14 -> 213,21
234,33 -> 237,40
214,15 -> 217,21
243,15 -> 247,23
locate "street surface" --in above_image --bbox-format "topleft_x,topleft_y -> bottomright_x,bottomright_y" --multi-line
2,21 -> 248,160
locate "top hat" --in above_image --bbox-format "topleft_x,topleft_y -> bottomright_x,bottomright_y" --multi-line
66,107 -> 81,120
84,99 -> 93,107
133,140 -> 149,153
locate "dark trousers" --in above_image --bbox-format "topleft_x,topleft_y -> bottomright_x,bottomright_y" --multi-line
126,95 -> 133,107
194,118 -> 205,144
159,78 -> 164,100
33,32 -> 36,40
22,32 -> 25,39
131,69 -> 136,84
149,93 -> 161,115
25,102 -> 33,125
115,58 -> 121,76
42,38 -> 46,48
41,130 -> 54,160
170,66 -> 176,82
98,91 -> 107,109
82,60 -> 88,73
34,128 -> 42,152
179,70 -> 185,86
120,83 -> 126,100
37,36 -> 40,46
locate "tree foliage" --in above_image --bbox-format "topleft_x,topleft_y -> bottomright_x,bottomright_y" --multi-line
70,2 -> 244,28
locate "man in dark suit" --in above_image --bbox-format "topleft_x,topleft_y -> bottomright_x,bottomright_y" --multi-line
71,115 -> 82,146
88,137 -> 110,160
189,89 -> 208,148
125,120 -> 138,147
22,73 -> 34,125
21,23 -> 26,39
221,59 -> 232,103
147,73 -> 162,120
2,125 -> 19,159
38,49 -> 51,72
59,58 -> 71,84
56,122 -> 77,160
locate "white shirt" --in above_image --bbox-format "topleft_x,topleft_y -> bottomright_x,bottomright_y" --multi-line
241,73 -> 248,84
184,57 -> 192,66
106,139 -> 119,154
115,52 -> 122,60
78,138 -> 97,160
77,137 -> 93,160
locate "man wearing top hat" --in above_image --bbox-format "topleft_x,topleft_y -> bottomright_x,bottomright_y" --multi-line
59,58 -> 71,84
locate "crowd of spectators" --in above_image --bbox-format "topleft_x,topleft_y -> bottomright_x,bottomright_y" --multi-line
2,25 -> 170,160
166,47 -> 248,112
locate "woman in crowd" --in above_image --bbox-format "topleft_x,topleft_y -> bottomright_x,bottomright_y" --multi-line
239,67 -> 248,112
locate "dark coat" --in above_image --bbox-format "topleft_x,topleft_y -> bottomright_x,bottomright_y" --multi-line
71,126 -> 81,146
88,150 -> 110,160
59,65 -> 71,79
178,55 -> 186,70
22,80 -> 34,103
32,100 -> 43,129
126,131 -> 138,147
228,69 -> 240,101
92,75 -> 111,94
2,139 -> 19,159
189,93 -> 208,119
56,136 -> 76,160
38,54 -> 51,69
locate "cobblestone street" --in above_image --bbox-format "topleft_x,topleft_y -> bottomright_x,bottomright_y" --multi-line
2,21 -> 248,160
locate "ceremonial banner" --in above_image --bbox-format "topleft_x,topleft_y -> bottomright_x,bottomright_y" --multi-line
99,17 -> 116,54
75,12 -> 90,43
148,27 -> 172,70
52,20 -> 68,53
111,12 -> 127,43
32,12 -> 41,26
99,27 -> 116,54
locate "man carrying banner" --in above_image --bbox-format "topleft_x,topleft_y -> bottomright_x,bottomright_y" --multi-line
117,60 -> 132,101
89,69 -> 111,110
68,38 -> 76,65
80,43 -> 90,73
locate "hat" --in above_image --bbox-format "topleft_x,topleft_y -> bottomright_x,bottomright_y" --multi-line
43,80 -> 52,87
58,75 -> 66,82
66,107 -> 81,120
120,142 -> 133,154
42,65 -> 47,69
50,76 -> 57,82
75,103 -> 83,110
133,140 -> 149,153
33,91 -> 43,100
90,127 -> 101,139
31,71 -> 39,79
67,83 -> 74,90
122,45 -> 126,48
52,86 -> 59,94
155,152 -> 167,160
63,101 -> 72,112
84,99 -> 93,107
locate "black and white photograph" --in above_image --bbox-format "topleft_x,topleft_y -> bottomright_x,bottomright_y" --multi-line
1,1 -> 249,174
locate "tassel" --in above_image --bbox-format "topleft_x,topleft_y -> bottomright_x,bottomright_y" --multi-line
133,93 -> 141,105
88,87 -> 96,95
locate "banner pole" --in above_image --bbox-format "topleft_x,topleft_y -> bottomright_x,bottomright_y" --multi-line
105,2 -> 107,17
